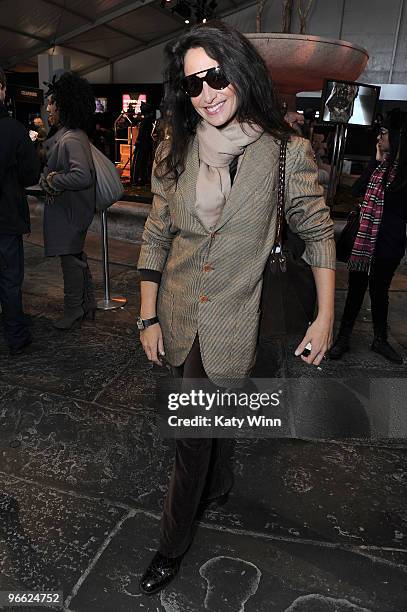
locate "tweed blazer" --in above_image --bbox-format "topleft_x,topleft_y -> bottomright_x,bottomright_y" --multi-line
138,133 -> 336,385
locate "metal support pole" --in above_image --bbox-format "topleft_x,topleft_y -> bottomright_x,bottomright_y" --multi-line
327,124 -> 348,208
326,124 -> 341,206
338,0 -> 346,40
388,0 -> 405,84
336,125 -> 348,189
97,210 -> 127,310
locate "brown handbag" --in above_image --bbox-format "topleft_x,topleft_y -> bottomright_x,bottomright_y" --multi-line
259,139 -> 317,340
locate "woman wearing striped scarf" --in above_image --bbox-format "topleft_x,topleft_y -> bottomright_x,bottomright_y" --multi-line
330,112 -> 407,363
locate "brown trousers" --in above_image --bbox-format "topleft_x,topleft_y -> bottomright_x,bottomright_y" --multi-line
159,335 -> 234,558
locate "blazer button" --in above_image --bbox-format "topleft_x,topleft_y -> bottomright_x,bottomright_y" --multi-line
199,295 -> 209,303
203,264 -> 213,272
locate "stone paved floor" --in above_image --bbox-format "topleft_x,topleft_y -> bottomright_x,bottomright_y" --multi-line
0,220 -> 406,611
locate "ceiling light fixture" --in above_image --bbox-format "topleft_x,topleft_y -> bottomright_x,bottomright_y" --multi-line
162,0 -> 217,25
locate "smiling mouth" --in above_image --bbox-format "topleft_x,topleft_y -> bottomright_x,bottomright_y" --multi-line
204,101 -> 225,115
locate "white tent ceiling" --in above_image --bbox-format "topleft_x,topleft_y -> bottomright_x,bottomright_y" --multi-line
0,0 -> 256,75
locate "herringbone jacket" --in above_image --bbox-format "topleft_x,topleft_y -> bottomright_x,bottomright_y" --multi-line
138,133 -> 335,385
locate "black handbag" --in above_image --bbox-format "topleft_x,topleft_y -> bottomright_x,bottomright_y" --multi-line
259,139 -> 317,340
336,208 -> 360,263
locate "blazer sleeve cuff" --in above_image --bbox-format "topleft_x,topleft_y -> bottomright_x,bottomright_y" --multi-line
302,238 -> 336,270
137,246 -> 168,272
138,268 -> 162,283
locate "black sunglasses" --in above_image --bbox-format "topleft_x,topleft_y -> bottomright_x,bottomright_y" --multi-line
181,66 -> 230,98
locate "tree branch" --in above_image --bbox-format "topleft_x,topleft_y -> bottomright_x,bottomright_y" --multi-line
282,0 -> 294,33
298,0 -> 315,34
256,0 -> 267,33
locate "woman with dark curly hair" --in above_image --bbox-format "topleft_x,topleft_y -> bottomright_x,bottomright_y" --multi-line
137,22 -> 335,594
40,72 -> 96,329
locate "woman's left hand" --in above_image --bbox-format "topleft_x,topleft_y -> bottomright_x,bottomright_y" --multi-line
294,315 -> 334,366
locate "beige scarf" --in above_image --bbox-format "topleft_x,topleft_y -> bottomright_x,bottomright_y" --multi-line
196,121 -> 263,230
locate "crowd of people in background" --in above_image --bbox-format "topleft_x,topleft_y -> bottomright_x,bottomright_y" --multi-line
26,97 -> 158,184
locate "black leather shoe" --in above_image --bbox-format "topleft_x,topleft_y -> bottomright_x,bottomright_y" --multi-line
371,338 -> 403,364
328,335 -> 350,360
139,551 -> 182,595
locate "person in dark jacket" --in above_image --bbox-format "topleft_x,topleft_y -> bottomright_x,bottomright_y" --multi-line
330,111 -> 407,363
0,67 -> 40,354
132,102 -> 155,185
40,72 -> 96,330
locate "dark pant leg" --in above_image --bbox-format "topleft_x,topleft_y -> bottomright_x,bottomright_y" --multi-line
159,436 -> 214,557
160,336 -> 232,558
201,437 -> 234,501
251,338 -> 287,378
339,270 -> 369,334
0,234 -> 30,349
368,258 -> 400,336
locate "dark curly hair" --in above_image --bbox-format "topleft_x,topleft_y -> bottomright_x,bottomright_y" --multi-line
48,72 -> 95,132
156,21 -> 292,182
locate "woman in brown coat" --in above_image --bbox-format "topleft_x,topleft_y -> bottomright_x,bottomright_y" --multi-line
137,22 -> 336,595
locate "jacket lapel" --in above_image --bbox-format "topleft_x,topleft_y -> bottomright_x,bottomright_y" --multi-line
176,136 -> 207,230
214,132 -> 279,231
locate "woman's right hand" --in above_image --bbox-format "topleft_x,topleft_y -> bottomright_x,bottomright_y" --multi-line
140,323 -> 165,366
39,173 -> 62,197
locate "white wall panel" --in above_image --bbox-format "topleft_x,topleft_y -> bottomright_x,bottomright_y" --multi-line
224,5 -> 256,31
341,0 -> 400,82
83,64 -> 111,84
113,41 -> 167,83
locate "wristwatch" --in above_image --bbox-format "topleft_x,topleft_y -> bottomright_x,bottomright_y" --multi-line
137,316 -> 159,331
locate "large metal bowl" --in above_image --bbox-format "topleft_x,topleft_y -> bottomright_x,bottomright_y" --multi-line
246,33 -> 369,95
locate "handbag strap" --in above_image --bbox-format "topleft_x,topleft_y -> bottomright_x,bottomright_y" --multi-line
269,139 -> 288,272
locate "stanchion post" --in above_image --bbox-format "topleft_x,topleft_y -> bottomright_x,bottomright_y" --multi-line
97,209 -> 127,311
